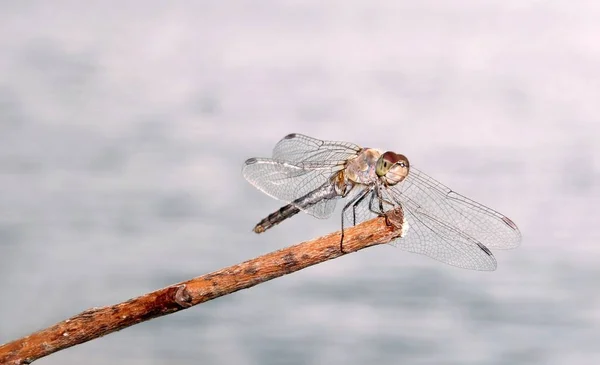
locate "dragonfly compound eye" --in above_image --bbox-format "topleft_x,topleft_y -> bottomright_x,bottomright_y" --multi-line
381,152 -> 410,185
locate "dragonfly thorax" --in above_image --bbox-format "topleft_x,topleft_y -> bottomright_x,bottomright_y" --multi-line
343,149 -> 410,187
343,148 -> 384,185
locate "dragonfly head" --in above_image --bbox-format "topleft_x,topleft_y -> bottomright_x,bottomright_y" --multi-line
376,151 -> 410,185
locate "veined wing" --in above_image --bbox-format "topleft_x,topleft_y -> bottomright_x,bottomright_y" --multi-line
340,187 -> 498,270
242,158 -> 340,219
369,166 -> 521,270
388,167 -> 522,250
272,133 -> 362,166
391,202 -> 499,270
243,133 -> 361,219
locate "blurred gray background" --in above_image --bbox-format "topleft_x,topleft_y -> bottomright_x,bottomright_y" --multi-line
1,1 -> 599,364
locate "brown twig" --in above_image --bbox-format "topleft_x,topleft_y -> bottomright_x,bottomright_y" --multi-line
0,209 -> 405,365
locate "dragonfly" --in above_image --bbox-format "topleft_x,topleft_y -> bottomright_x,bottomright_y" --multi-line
242,133 -> 521,271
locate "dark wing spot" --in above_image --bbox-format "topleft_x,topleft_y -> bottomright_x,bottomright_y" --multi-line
501,216 -> 519,231
284,133 -> 297,139
245,157 -> 258,165
477,242 -> 494,257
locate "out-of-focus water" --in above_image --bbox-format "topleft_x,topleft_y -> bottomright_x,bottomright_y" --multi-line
1,1 -> 599,364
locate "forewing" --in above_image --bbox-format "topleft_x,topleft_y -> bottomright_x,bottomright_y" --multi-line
394,167 -> 522,250
385,193 -> 497,270
272,133 -> 362,166
395,206 -> 498,270
338,185 -> 498,270
375,166 -> 521,270
243,134 -> 362,219
242,158 -> 339,218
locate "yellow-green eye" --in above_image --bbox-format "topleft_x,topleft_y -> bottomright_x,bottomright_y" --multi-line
375,157 -> 387,177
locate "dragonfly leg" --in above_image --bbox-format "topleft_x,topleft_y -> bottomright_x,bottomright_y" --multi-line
340,188 -> 370,253
373,187 -> 398,227
352,189 -> 372,226
378,196 -> 391,226
368,189 -> 383,216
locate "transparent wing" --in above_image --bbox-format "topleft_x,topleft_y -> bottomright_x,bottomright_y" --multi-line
243,134 -> 362,219
340,167 -> 521,271
272,133 -> 362,166
377,166 -> 521,270
389,167 -> 522,250
339,187 -> 496,270
242,158 -> 339,218
390,205 -> 498,270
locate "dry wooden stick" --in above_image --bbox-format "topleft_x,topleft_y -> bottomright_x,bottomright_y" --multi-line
0,209 -> 405,365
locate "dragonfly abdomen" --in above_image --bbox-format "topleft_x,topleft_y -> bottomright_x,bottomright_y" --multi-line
253,204 -> 301,233
253,182 -> 339,234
